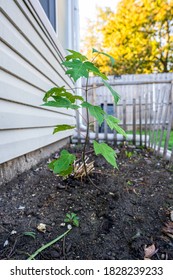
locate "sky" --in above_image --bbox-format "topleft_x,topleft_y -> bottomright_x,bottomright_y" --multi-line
78,0 -> 119,34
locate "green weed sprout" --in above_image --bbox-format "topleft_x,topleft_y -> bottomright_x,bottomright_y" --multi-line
64,212 -> 79,227
28,213 -> 79,260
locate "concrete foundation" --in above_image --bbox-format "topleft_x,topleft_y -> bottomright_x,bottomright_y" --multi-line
0,137 -> 70,186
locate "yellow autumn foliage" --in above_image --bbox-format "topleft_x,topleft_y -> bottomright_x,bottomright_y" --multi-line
82,0 -> 173,75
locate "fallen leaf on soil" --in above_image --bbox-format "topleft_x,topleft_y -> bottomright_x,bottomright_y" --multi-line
37,223 -> 46,233
162,221 -> 173,239
144,244 -> 157,259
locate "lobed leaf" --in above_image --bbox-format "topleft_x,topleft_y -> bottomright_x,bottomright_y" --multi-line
92,48 -> 115,65
53,125 -> 75,134
111,123 -> 127,137
69,104 -> 80,109
81,102 -> 105,125
105,115 -> 127,137
65,49 -> 88,62
43,87 -> 66,102
102,80 -> 120,104
73,219 -> 79,227
62,60 -> 108,82
48,150 -> 76,177
93,140 -> 118,168
42,97 -> 80,110
62,59 -> 89,81
43,86 -> 83,104
84,61 -> 108,80
73,95 -> 84,102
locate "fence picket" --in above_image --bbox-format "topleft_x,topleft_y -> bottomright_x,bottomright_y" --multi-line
156,92 -> 170,155
78,74 -> 173,162
150,85 -> 160,149
154,88 -> 166,152
133,98 -> 136,145
139,96 -> 142,146
144,91 -> 148,147
123,99 -> 127,141
163,84 -> 173,159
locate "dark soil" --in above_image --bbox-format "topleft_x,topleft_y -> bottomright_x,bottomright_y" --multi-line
0,144 -> 173,260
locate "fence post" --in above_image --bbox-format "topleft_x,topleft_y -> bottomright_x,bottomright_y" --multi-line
156,88 -> 170,156
150,83 -> 160,149
154,87 -> 166,153
148,90 -> 153,147
133,98 -> 136,145
123,99 -> 127,141
144,91 -> 148,147
139,96 -> 142,146
163,82 -> 173,159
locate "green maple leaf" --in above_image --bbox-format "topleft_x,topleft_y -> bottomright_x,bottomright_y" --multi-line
43,87 -> 66,102
84,61 -> 108,80
93,141 -> 118,168
42,97 -> 80,110
81,102 -> 105,125
48,150 -> 76,176
43,87 -> 83,103
105,115 -> 127,137
42,97 -> 71,108
102,80 -> 120,104
65,49 -> 88,62
62,60 -> 108,82
53,125 -> 75,134
92,48 -> 115,65
63,59 -> 89,81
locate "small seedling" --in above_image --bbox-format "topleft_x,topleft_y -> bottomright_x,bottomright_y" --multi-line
127,180 -> 133,186
125,151 -> 133,158
64,212 -> 79,227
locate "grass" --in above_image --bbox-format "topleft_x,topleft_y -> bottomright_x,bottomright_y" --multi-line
127,129 -> 173,151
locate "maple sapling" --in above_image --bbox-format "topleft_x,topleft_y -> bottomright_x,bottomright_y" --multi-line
42,49 -> 126,179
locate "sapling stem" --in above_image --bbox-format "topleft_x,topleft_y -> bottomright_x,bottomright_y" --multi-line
82,76 -> 90,177
28,229 -> 71,260
81,67 -> 105,193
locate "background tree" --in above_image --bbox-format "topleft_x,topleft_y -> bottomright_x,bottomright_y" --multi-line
82,0 -> 173,75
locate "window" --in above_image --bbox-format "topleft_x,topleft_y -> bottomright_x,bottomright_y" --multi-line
39,0 -> 56,30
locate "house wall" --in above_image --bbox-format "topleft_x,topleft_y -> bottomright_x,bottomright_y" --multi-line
0,0 -> 79,185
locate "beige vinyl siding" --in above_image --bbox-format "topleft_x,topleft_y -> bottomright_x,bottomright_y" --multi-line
0,0 -> 76,164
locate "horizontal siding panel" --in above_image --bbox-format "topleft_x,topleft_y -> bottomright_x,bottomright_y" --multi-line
1,0 -> 73,88
0,100 -> 76,129
0,71 -> 75,117
0,13 -> 68,88
0,0 -> 77,165
0,128 -> 73,164
1,42 -> 56,91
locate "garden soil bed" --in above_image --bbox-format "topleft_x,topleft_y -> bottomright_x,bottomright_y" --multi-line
0,144 -> 173,260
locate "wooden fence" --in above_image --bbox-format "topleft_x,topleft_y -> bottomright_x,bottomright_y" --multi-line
73,74 -> 173,162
